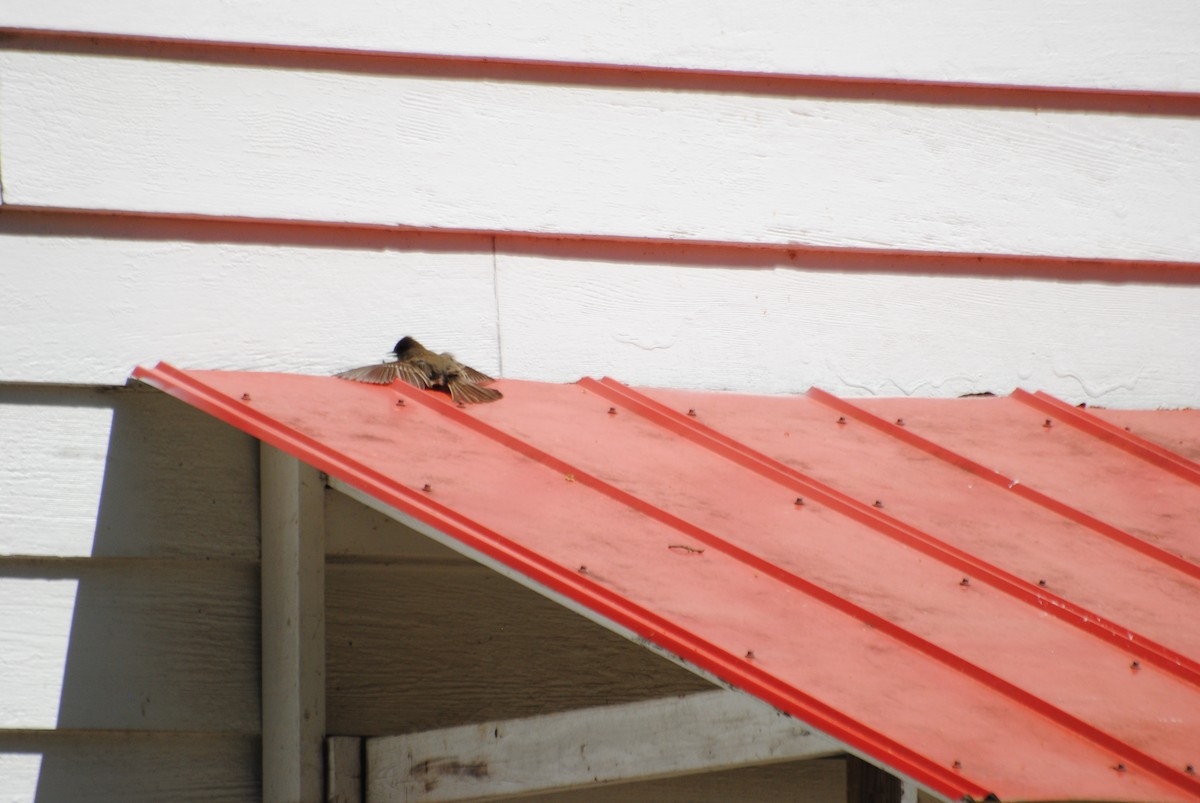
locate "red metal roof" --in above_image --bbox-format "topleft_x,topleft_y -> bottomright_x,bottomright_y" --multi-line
132,362 -> 1200,803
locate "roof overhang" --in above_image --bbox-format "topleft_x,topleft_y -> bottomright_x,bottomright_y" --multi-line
132,362 -> 1200,802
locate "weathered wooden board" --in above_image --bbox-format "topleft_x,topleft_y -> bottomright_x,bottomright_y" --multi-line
326,486 -> 466,562
0,730 -> 260,803
509,756 -> 846,803
0,224 -> 498,385
0,384 -> 259,556
495,247 -> 1200,408
3,50 -> 1198,261
261,446 -> 325,803
325,561 -> 714,736
0,560 -> 260,731
367,690 -> 839,801
4,1 -> 1199,92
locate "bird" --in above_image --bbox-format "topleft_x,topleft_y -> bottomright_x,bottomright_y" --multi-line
335,336 -> 502,404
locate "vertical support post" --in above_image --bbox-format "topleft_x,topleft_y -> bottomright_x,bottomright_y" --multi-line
847,755 -> 902,803
261,444 -> 326,802
327,737 -> 364,803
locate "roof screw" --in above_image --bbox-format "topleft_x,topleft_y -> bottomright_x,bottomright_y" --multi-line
1114,764 -> 1127,773
745,650 -> 755,660
578,565 -> 587,574
421,483 -> 433,493
952,760 -> 962,770
1186,764 -> 1196,775
873,500 -> 884,509
794,497 -> 805,507
687,409 -> 697,417
1043,418 -> 1053,428
1130,661 -> 1141,671
895,418 -> 905,426
456,401 -> 466,408
1124,426 -> 1131,431
241,393 -> 251,401
836,416 -> 847,425
608,407 -> 617,415
1037,579 -> 1047,587
1077,402 -> 1088,409
959,577 -> 971,587
395,398 -> 405,406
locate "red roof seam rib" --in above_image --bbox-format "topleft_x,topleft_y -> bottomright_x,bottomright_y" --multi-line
130,364 -> 989,801
806,387 -> 1200,583
586,378 -> 1200,689
370,373 -> 1200,799
1013,389 -> 1200,488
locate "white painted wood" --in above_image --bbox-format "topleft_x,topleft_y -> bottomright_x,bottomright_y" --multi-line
0,561 -> 260,730
0,384 -> 259,557
0,227 -> 498,386
498,758 -> 846,803
3,52 -> 1199,262
5,0 -> 1200,92
0,731 -> 260,803
496,247 -> 1200,409
0,402 -> 112,556
0,578 -> 78,728
325,560 -> 713,737
261,445 -> 326,803
327,736 -> 363,803
366,689 -> 839,802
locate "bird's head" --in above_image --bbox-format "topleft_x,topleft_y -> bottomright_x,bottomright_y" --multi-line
391,336 -> 422,356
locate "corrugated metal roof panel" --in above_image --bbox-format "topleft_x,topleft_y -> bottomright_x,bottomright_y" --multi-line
132,363 -> 1200,802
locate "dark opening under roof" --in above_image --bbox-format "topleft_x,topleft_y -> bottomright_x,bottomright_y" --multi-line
133,362 -> 1200,802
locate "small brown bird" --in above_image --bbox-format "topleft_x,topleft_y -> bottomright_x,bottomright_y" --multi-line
335,336 -> 502,404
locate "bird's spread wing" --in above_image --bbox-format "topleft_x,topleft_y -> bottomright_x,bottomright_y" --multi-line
448,380 -> 503,404
335,361 -> 431,389
456,363 -> 496,385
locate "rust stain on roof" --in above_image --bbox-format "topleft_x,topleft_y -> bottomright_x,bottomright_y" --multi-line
133,363 -> 1200,803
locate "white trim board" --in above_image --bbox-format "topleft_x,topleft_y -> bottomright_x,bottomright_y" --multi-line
365,689 -> 839,802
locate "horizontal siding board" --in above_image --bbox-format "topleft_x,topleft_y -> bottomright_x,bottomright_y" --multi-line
0,385 -> 259,557
0,730 -> 259,803
0,227 -> 498,385
3,51 -> 1199,262
495,248 -> 1200,409
0,561 -> 260,731
325,487 -> 466,562
326,561 -> 713,736
3,0 -> 1199,92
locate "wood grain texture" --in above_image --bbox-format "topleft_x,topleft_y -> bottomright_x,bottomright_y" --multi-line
511,756 -> 846,803
3,51 -> 1198,261
495,247 -> 1200,409
4,0 -> 1199,92
326,561 -> 714,736
0,228 -> 498,385
0,385 -> 258,557
367,690 -> 838,801
0,560 -> 260,731
326,487 -> 464,562
260,446 -> 325,803
0,730 -> 259,803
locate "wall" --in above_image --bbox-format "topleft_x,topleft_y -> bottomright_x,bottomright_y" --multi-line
0,385 -> 262,801
2,2 -> 1198,800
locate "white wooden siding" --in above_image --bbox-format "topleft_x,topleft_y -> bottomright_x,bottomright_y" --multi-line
496,248 -> 1200,407
3,49 -> 1198,261
0,226 -> 499,386
4,1 -> 1200,93
0,388 -> 261,799
4,229 -> 1198,406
